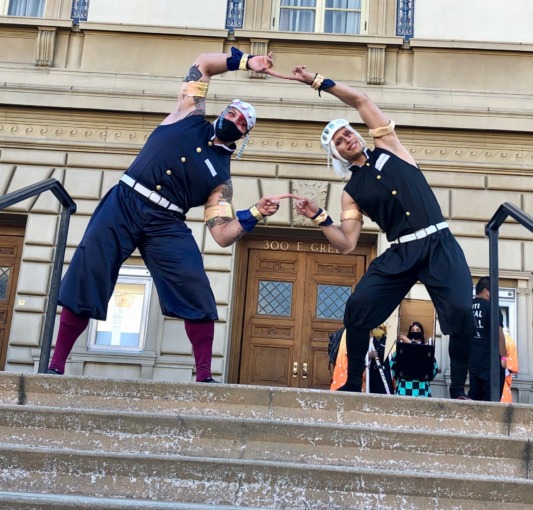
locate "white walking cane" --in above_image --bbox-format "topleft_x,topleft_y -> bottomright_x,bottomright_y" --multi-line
374,357 -> 391,395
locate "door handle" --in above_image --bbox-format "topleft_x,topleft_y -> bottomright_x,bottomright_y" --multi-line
302,362 -> 308,378
292,362 -> 298,377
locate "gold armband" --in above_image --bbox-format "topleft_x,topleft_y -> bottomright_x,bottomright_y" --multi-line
368,120 -> 395,138
204,201 -> 234,222
239,53 -> 250,71
340,209 -> 364,224
311,73 -> 325,90
180,81 -> 209,98
249,204 -> 264,221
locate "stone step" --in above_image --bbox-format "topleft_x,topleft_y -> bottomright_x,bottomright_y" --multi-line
1,373 -> 532,439
0,492 -> 270,510
0,405 -> 529,479
0,444 -> 532,510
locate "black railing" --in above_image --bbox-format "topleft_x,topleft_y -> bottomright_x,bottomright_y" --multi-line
0,178 -> 76,373
485,202 -> 533,402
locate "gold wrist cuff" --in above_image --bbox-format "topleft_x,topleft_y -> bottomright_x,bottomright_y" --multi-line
311,73 -> 325,90
239,53 -> 250,71
249,204 -> 264,220
340,209 -> 364,224
369,120 -> 395,138
180,81 -> 209,98
312,209 -> 329,225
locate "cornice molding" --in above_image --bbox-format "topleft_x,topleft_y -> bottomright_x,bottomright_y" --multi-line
1,107 -> 533,173
2,80 -> 533,133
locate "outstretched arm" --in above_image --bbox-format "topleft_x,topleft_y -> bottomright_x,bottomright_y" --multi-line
294,191 -> 363,255
398,334 -> 412,344
162,49 -> 274,125
205,180 -> 293,247
288,66 -> 416,166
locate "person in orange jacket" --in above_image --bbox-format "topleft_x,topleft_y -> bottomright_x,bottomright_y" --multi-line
500,330 -> 519,403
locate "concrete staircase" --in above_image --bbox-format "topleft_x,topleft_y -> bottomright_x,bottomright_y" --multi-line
0,372 -> 531,509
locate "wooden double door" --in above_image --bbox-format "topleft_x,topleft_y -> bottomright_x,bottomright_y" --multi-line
236,237 -> 373,389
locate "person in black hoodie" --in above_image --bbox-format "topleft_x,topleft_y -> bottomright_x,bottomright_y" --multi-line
468,277 -> 507,401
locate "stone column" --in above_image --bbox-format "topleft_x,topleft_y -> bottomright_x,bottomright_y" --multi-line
367,44 -> 386,85
249,39 -> 269,80
34,27 -> 57,67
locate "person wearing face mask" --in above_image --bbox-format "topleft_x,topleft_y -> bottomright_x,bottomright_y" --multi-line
47,48 -> 293,383
390,322 -> 438,397
398,322 -> 425,345
280,65 -> 474,400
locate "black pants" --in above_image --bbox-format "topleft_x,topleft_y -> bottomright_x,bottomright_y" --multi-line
343,229 -> 473,394
468,369 -> 505,401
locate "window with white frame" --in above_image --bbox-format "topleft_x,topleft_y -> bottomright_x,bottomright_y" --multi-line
274,0 -> 368,35
87,266 -> 153,352
498,288 -> 517,344
7,0 -> 45,16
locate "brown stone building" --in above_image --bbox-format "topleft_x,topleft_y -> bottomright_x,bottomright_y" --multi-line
0,0 -> 531,401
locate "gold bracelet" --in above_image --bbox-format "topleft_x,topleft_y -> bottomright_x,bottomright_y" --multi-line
311,73 -> 325,90
312,209 -> 329,225
239,53 -> 250,71
249,204 -> 264,220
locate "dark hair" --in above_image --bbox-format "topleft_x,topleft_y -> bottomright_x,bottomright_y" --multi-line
476,276 -> 490,295
408,321 -> 425,343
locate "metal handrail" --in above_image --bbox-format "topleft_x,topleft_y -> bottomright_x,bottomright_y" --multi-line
485,202 -> 533,402
0,178 -> 76,373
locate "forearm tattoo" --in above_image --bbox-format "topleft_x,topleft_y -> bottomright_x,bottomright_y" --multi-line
183,64 -> 206,116
233,227 -> 247,242
206,214 -> 231,230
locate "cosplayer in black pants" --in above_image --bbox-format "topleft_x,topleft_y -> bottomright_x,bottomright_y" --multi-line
286,64 -> 474,398
344,229 -> 472,394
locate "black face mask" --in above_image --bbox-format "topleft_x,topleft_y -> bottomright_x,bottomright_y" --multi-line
215,117 -> 244,143
410,331 -> 422,341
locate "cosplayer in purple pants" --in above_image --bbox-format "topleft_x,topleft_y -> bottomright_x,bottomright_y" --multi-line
49,47 -> 283,382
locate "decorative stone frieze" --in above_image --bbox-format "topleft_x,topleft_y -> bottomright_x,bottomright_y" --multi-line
291,180 -> 328,227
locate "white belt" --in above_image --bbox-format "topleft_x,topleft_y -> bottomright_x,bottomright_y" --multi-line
120,174 -> 184,214
394,221 -> 448,244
